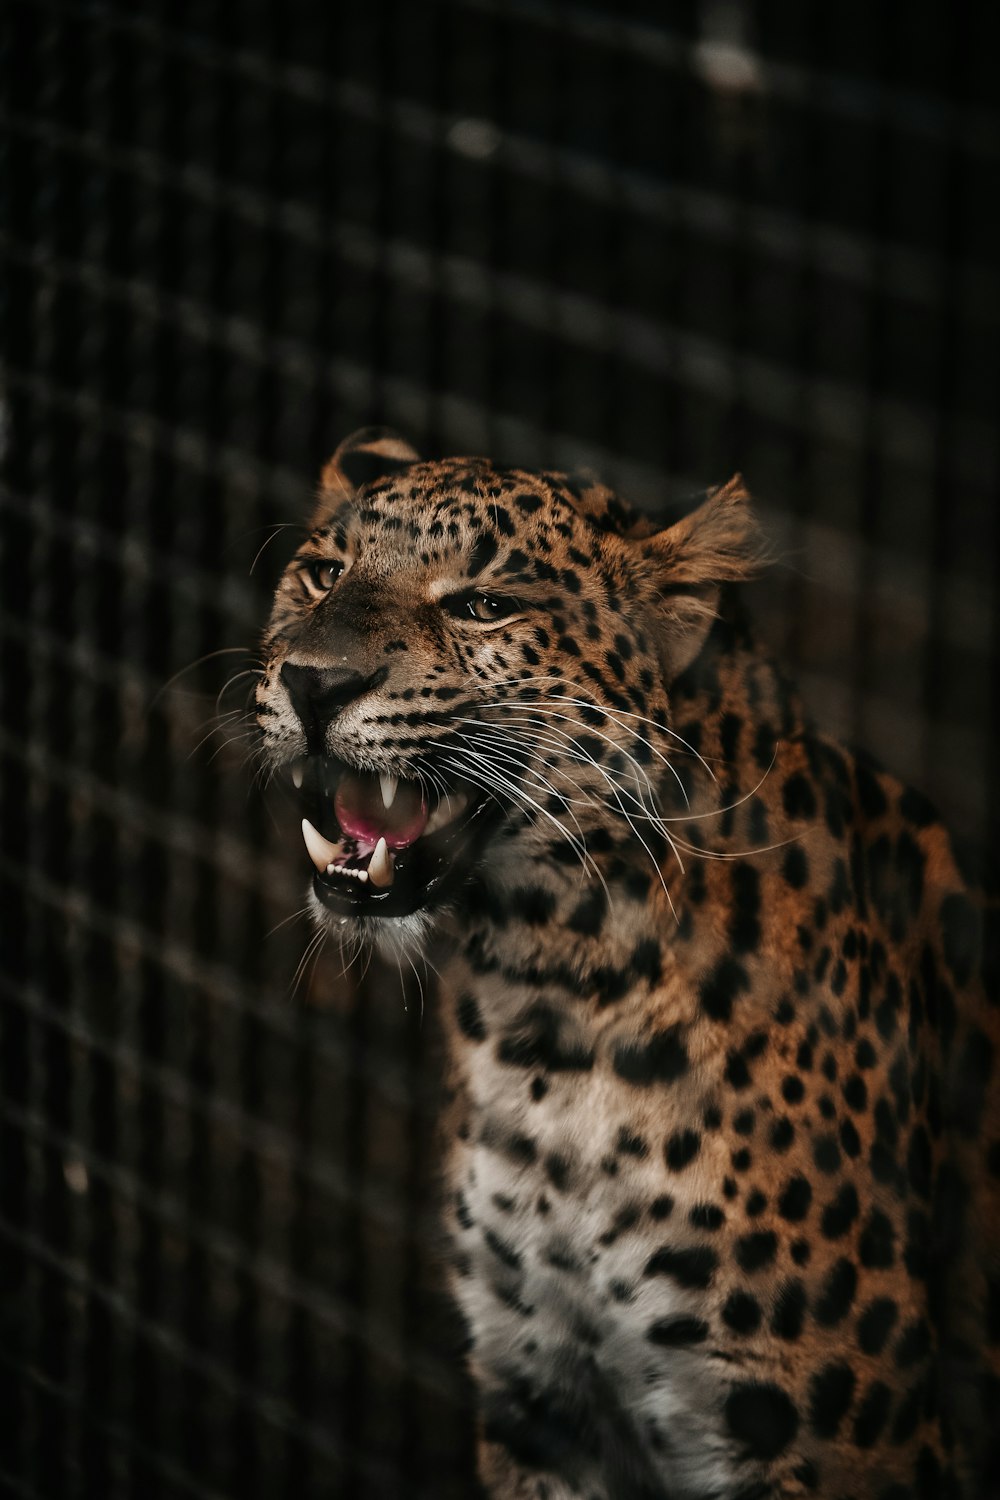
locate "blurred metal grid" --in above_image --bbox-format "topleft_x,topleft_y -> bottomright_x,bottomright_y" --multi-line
2,0 -> 999,1496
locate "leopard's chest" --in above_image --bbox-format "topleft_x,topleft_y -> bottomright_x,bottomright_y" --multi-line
444,1045 -> 738,1499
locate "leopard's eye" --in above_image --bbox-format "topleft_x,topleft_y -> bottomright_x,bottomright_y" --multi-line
302,559 -> 344,592
446,591 -> 524,621
468,594 -> 514,622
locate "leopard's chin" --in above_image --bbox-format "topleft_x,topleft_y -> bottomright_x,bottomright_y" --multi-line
289,753 -> 503,921
308,896 -> 443,965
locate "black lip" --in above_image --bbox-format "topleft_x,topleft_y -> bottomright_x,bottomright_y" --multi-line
296,755 -> 502,919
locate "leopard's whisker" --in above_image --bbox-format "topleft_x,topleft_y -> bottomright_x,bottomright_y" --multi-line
491,716 -> 685,904
472,710 -> 663,816
459,713 -> 672,855
452,720 -> 678,904
215,667 -> 264,716
265,904 -> 314,941
289,925 -> 327,1001
247,522 -> 306,577
189,714 -> 257,764
475,695 -> 692,810
147,646 -> 252,715
437,749 -> 610,901
484,680 -> 719,782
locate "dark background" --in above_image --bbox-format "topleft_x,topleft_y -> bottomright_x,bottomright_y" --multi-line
2,2 -> 999,1496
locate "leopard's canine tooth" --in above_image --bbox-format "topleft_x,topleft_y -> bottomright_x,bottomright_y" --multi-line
302,817 -> 339,873
379,773 -> 398,809
368,836 -> 394,888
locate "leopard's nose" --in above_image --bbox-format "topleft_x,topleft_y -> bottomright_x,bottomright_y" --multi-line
281,662 -> 386,752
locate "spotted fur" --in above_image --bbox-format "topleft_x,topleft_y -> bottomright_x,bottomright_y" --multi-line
257,429 -> 1000,1500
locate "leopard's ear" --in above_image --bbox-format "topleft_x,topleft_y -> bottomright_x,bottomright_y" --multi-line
636,475 -> 768,678
313,427 -> 422,525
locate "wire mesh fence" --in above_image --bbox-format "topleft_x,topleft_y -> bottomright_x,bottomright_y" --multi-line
2,2 -> 999,1496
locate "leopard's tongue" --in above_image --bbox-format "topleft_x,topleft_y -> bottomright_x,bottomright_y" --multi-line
334,770 -> 428,850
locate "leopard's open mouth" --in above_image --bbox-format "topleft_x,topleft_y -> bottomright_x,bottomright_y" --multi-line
290,755 -> 498,918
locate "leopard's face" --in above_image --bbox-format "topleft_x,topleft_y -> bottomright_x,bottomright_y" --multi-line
256,431 -> 759,952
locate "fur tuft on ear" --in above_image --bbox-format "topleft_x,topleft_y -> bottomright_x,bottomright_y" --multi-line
313,427 -> 422,525
636,475 -> 768,678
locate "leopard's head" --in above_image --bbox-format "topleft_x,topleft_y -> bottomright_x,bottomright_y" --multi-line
257,429 -> 763,954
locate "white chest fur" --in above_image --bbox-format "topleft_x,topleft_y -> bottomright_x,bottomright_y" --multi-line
446,1049 -> 737,1500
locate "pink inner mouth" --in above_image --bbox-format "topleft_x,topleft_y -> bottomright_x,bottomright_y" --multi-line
334,770 -> 428,850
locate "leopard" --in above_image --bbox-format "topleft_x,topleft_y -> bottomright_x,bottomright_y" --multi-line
256,426 -> 1000,1500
